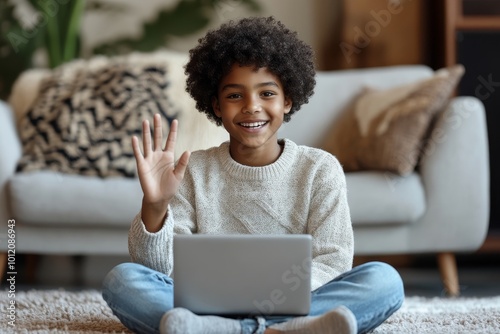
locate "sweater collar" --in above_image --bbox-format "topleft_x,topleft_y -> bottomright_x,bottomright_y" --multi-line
219,138 -> 298,180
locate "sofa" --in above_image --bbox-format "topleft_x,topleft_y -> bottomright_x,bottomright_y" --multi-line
0,57 -> 489,296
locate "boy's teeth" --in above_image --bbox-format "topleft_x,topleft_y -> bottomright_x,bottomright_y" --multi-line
240,121 -> 267,128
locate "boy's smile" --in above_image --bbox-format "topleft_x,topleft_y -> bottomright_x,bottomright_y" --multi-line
213,64 -> 292,166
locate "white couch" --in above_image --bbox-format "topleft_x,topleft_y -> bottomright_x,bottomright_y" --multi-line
0,64 -> 489,296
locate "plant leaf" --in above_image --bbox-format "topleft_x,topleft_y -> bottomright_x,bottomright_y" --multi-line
0,1 -> 41,98
92,0 -> 261,55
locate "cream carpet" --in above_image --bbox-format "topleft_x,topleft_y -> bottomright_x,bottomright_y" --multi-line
1,289 -> 500,333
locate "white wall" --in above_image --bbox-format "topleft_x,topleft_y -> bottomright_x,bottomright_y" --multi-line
81,0 -> 341,69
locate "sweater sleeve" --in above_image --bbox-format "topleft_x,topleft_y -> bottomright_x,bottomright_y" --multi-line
128,169 -> 197,276
128,208 -> 175,275
307,153 -> 354,291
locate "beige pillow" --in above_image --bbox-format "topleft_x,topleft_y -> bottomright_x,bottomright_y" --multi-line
322,65 -> 465,175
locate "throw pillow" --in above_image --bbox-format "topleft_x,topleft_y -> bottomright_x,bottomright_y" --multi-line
14,53 -> 179,178
322,65 -> 465,175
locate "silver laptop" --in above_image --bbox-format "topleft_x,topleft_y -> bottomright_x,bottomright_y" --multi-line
173,234 -> 312,316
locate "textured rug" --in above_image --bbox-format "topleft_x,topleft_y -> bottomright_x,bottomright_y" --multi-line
1,289 -> 500,333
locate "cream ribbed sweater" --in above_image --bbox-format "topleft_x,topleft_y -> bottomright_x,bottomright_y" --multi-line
129,139 -> 353,291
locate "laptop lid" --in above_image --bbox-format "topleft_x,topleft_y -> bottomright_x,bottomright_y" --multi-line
173,234 -> 312,316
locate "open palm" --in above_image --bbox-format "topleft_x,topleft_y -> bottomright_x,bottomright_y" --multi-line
132,114 -> 190,209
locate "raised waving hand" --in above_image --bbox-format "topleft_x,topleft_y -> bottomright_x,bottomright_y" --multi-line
132,114 -> 191,232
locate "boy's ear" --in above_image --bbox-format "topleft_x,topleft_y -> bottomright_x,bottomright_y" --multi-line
212,96 -> 221,117
284,97 -> 293,114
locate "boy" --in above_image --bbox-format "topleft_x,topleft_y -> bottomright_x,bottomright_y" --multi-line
102,17 -> 404,334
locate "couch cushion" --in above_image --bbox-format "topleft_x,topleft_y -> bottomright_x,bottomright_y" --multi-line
9,170 -> 425,228
322,65 -> 465,175
9,171 -> 142,227
346,171 -> 426,226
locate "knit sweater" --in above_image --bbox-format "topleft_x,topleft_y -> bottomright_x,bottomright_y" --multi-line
129,138 -> 354,291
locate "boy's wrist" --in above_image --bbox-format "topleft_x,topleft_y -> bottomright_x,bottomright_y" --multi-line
141,198 -> 169,233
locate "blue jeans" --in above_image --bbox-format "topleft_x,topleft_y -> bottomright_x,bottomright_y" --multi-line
102,261 -> 404,334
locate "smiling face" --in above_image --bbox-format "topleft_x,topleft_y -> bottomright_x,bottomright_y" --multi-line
213,64 -> 292,166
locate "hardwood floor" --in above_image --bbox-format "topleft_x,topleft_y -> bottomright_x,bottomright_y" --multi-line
397,253 -> 500,297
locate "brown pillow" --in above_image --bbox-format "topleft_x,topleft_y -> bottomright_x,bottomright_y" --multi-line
322,65 -> 465,175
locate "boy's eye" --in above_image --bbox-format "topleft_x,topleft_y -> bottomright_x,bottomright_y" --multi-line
261,91 -> 276,97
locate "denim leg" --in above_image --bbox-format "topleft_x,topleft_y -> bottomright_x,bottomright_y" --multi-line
102,261 -> 403,334
310,262 -> 404,333
263,261 -> 404,334
240,316 -> 267,334
102,262 -> 174,334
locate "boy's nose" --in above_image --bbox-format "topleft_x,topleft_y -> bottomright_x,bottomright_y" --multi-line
242,97 -> 261,114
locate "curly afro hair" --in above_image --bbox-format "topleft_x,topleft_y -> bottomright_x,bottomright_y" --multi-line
184,16 -> 316,126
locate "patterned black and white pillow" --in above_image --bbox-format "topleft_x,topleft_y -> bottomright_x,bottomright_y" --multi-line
16,57 -> 178,178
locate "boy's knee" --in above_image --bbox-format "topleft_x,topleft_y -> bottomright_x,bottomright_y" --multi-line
102,262 -> 143,300
358,261 -> 404,295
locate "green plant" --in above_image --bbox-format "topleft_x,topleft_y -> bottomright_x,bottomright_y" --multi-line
0,0 -> 260,99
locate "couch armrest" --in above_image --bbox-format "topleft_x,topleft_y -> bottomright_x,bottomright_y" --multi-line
418,96 -> 490,251
0,101 -> 21,250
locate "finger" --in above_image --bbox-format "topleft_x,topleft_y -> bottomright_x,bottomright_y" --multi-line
131,135 -> 144,163
174,150 -> 191,181
142,119 -> 152,158
164,119 -> 179,153
153,113 -> 163,151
